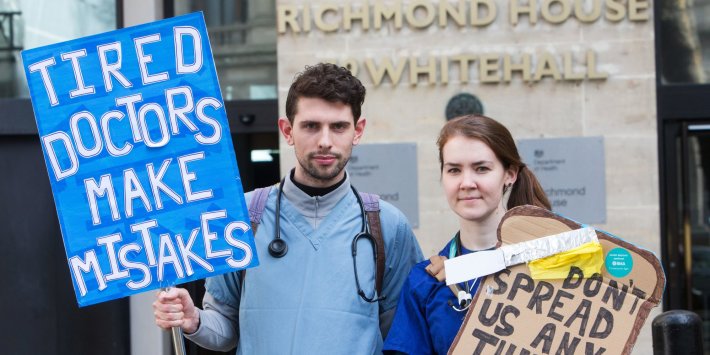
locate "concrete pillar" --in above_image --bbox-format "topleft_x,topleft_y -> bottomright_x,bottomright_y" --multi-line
122,5 -> 170,355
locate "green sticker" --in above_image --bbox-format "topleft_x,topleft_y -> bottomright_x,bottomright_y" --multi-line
605,247 -> 633,278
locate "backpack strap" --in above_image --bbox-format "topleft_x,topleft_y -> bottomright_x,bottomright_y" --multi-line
358,192 -> 385,296
248,185 -> 274,234
241,185 -> 274,283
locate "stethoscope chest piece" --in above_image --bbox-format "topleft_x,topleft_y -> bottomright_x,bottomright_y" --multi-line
268,178 -> 382,302
268,238 -> 288,258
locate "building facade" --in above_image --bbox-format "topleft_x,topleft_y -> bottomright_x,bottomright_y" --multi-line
2,0 -> 710,354
276,0 -> 658,352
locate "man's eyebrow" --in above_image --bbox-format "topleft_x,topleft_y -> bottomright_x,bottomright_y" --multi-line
331,120 -> 352,125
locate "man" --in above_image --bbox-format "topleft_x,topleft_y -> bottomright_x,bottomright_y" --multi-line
153,63 -> 423,354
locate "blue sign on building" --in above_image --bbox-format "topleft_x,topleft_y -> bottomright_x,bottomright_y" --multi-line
22,12 -> 258,307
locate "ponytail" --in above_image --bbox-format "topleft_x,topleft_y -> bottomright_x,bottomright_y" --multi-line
508,165 -> 551,210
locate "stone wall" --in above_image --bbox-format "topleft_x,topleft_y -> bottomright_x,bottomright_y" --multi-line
277,1 -> 659,352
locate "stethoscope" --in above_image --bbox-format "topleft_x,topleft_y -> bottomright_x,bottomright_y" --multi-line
268,178 -> 384,303
447,232 -> 482,312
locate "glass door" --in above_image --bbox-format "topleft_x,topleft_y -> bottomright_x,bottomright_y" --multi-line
664,121 -> 710,351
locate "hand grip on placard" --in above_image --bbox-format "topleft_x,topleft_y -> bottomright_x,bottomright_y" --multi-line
161,287 -> 186,355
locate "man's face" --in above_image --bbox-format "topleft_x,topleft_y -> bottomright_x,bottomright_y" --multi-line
278,97 -> 366,188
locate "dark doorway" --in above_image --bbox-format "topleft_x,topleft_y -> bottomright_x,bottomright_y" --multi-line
662,121 -> 710,350
0,97 -> 280,355
656,1 -> 710,353
0,99 -> 131,355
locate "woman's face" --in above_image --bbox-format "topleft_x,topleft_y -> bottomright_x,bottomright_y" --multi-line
441,135 -> 516,224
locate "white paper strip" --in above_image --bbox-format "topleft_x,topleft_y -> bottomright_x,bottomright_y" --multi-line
444,227 -> 598,285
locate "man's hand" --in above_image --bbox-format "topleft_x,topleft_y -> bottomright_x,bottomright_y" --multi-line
153,288 -> 200,334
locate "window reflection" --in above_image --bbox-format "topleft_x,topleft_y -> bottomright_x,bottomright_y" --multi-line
174,0 -> 277,100
660,0 -> 710,84
0,0 -> 116,98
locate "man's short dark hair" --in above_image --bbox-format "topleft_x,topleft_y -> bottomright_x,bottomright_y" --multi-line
285,63 -> 366,123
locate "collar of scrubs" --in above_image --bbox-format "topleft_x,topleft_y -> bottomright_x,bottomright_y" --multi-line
281,172 -> 353,228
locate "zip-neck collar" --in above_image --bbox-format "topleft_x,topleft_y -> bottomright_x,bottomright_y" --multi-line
289,169 -> 347,197
281,170 -> 352,229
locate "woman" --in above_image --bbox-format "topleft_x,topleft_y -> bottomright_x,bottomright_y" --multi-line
383,114 -> 550,355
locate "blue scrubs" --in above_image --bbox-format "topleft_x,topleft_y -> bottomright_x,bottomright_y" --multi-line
201,180 -> 423,354
384,239 -> 480,355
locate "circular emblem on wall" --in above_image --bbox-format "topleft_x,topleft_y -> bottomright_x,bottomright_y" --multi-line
445,93 -> 484,120
605,247 -> 634,278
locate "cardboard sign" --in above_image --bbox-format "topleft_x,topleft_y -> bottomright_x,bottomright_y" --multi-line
21,12 -> 258,307
449,206 -> 664,355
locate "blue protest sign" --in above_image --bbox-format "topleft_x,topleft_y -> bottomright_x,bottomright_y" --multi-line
21,12 -> 258,307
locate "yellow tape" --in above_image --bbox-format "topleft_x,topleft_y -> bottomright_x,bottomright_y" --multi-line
528,241 -> 604,280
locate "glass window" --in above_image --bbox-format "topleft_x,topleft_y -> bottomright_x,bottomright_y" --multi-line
173,0 -> 277,100
660,0 -> 710,84
0,0 -> 116,98
680,125 -> 710,350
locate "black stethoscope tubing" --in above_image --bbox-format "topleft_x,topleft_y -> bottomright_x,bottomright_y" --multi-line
268,178 -> 383,303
